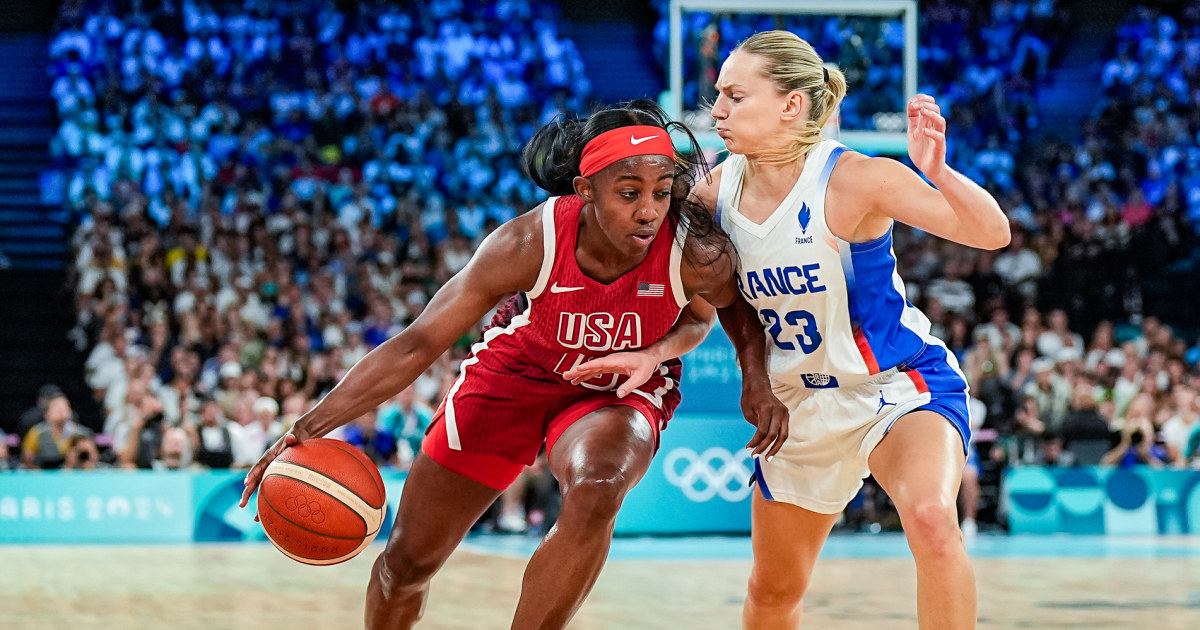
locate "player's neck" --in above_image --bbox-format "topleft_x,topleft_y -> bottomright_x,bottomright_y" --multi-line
743,154 -> 806,196
575,210 -> 649,285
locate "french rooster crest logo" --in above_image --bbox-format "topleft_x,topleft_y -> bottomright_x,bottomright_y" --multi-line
798,202 -> 811,234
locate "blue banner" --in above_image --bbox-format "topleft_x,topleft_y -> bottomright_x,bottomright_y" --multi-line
616,413 -> 754,535
0,417 -> 756,543
1004,466 -> 1200,535
192,470 -> 408,542
677,322 -> 743,416
0,471 -> 193,543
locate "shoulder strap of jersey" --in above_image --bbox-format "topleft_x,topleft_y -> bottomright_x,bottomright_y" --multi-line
715,153 -> 747,228
527,196 -> 558,300
668,218 -> 689,308
817,143 -> 848,189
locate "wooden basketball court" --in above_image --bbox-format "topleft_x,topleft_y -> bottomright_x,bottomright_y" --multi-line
2,535 -> 1198,629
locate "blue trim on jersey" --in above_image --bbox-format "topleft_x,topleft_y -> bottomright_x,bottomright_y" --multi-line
843,232 -> 928,372
753,458 -> 775,501
818,146 -> 846,188
838,236 -> 860,323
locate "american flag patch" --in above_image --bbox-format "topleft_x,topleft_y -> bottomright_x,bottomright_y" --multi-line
637,282 -> 665,297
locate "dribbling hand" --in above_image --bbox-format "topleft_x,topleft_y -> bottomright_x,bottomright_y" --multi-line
907,94 -> 947,180
740,381 -> 789,461
239,426 -> 311,515
562,351 -> 658,398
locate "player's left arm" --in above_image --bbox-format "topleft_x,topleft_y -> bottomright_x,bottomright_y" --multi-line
836,95 -> 1011,251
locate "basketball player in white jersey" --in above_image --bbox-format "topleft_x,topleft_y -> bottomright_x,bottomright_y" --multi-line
566,30 -> 1009,629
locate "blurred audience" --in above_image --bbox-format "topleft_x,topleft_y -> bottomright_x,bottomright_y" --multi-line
18,0 -> 1200,539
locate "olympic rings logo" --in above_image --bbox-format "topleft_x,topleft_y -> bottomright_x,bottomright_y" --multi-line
662,447 -> 754,502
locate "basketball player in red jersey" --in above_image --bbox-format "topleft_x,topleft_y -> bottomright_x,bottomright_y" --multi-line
239,100 -> 788,629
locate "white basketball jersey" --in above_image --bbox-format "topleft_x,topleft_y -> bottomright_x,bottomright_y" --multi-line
717,140 -> 956,391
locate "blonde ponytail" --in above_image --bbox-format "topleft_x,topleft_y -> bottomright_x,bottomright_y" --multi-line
734,30 -> 848,165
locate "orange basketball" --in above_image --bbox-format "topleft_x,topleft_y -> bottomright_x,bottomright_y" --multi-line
257,438 -> 386,565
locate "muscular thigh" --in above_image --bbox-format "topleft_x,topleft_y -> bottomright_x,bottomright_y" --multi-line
383,451 -> 503,565
867,409 -> 966,507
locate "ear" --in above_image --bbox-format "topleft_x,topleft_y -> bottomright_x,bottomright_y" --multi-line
572,175 -> 594,202
780,90 -> 808,123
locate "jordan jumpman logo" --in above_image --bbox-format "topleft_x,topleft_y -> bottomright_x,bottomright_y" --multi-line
877,391 -> 896,415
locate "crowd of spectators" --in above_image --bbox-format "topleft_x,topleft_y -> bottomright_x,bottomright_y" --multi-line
896,5 -> 1200,524
6,1 -> 1200,537
35,0 -> 588,493
652,4 -> 909,131
652,0 -> 1067,182
1098,2 -> 1200,237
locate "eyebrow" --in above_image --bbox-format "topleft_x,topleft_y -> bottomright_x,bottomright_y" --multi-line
716,82 -> 744,91
614,173 -> 674,182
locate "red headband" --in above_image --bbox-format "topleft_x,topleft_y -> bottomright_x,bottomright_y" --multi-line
579,125 -> 675,177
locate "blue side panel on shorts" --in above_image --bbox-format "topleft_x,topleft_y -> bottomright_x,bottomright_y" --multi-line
845,233 -> 928,371
753,457 -> 775,501
908,343 -> 972,453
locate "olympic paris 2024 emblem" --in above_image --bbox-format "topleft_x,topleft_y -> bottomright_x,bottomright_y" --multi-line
662,447 -> 754,502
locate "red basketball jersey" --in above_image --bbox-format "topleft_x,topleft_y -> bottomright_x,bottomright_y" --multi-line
439,195 -> 688,460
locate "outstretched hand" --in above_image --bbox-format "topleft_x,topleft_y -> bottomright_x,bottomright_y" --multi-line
907,94 -> 947,180
741,382 -> 789,460
239,426 -> 310,515
563,351 -> 658,398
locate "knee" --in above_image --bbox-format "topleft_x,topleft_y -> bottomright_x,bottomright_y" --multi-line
377,543 -> 441,593
899,496 -> 962,554
561,473 -> 633,527
746,572 -> 807,612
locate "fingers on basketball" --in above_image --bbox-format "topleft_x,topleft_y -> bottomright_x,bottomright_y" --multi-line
258,438 -> 386,566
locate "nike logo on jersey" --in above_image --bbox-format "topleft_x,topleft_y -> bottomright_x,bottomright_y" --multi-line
550,283 -> 585,294
630,134 -> 659,145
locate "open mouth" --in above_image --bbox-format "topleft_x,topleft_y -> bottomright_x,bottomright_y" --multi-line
631,232 -> 656,246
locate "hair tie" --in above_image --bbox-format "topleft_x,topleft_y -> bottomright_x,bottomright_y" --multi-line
823,67 -> 830,84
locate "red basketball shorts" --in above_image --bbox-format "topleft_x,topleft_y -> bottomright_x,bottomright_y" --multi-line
421,359 -> 682,490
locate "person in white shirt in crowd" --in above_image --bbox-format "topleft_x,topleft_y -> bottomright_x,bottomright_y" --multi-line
1037,309 -> 1085,361
229,396 -> 281,468
976,307 -> 1021,353
1161,386 -> 1199,464
85,327 -> 130,398
1083,320 -> 1125,372
993,228 -> 1043,300
1023,358 -> 1072,433
925,258 -> 977,317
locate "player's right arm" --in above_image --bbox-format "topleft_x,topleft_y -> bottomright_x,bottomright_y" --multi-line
566,169 -> 791,458
693,163 -> 789,457
239,207 -> 547,507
